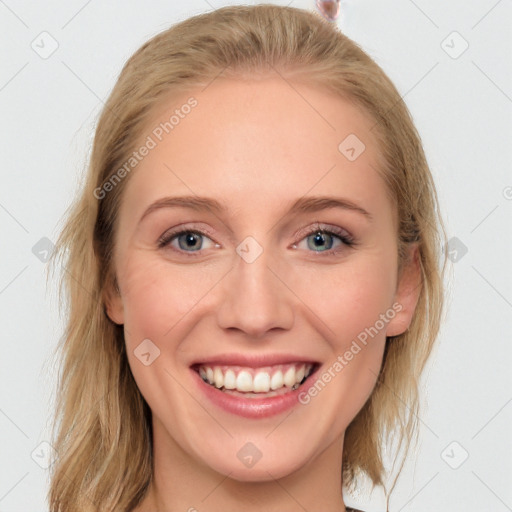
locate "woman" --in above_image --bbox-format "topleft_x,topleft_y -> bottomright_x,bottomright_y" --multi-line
48,5 -> 447,511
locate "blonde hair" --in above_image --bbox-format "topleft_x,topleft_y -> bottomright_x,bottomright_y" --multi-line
47,4 -> 448,511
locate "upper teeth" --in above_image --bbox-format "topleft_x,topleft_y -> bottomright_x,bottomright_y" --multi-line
198,363 -> 314,393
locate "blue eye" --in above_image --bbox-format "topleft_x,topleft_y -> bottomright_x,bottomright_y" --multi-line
158,229 -> 217,253
295,227 -> 355,255
307,231 -> 339,251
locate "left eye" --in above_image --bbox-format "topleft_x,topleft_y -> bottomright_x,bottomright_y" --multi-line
294,228 -> 353,253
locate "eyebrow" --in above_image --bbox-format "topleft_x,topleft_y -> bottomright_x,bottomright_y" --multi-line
139,194 -> 373,223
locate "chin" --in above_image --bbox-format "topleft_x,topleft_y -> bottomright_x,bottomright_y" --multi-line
192,436 -> 315,483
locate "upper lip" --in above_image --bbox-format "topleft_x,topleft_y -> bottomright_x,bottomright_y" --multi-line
190,353 -> 320,368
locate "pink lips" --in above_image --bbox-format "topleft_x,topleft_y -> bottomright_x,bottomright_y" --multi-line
190,358 -> 320,419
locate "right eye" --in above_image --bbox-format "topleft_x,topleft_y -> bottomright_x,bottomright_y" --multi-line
158,228 -> 219,255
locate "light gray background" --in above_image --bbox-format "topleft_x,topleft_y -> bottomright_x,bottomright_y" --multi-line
1,1 -> 511,511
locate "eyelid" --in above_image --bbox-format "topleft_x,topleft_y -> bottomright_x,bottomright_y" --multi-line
158,223 -> 216,241
292,221 -> 353,242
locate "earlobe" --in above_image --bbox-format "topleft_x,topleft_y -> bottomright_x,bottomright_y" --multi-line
103,277 -> 124,325
386,244 -> 422,338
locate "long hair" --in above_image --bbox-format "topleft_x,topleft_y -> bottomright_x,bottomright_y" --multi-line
47,5 -> 448,510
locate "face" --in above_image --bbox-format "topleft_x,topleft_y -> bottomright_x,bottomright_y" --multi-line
105,75 -> 420,482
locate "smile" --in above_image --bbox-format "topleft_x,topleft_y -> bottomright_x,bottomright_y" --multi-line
195,362 -> 316,396
190,360 -> 320,418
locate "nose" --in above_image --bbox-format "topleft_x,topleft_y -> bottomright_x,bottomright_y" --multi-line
216,246 -> 295,338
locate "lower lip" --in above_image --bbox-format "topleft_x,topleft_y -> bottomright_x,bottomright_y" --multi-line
190,366 -> 319,419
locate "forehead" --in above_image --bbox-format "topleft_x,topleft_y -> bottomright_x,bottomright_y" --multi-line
120,75 -> 392,226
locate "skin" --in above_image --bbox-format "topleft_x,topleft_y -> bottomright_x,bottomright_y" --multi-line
105,73 -> 421,512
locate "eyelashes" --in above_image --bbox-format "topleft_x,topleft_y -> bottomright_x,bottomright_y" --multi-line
157,222 -> 356,257
289,222 -> 356,255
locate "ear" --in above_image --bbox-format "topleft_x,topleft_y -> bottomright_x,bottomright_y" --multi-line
385,244 -> 422,337
103,275 -> 124,325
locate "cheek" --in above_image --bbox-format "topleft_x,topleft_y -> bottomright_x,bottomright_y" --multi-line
283,255 -> 394,419
287,256 -> 397,345
118,257 -> 209,416
119,255 -> 221,341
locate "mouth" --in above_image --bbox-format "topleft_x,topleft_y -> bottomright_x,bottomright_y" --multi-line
191,361 -> 320,399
